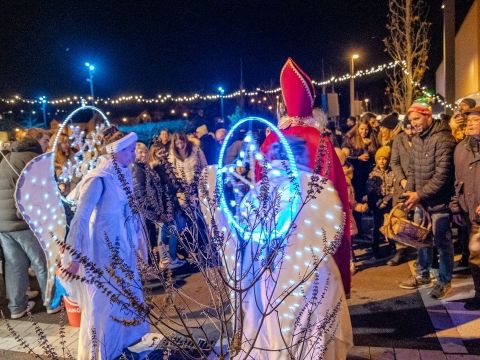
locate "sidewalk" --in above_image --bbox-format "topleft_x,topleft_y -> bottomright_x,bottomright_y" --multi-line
347,247 -> 480,360
1,257 -> 479,359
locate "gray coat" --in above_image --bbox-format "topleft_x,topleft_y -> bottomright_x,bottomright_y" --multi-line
0,137 -> 43,232
450,137 -> 480,224
390,131 -> 413,204
406,119 -> 456,212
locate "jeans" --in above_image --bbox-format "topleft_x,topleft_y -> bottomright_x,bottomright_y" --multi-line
0,229 -> 48,314
158,221 -> 179,260
416,212 -> 453,284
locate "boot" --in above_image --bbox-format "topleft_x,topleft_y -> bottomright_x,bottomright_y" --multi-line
387,247 -> 407,266
465,265 -> 480,311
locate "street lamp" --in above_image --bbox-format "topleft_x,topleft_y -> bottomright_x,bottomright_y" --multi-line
85,62 -> 95,104
350,54 -> 359,116
364,98 -> 370,112
218,86 -> 225,121
39,96 -> 47,128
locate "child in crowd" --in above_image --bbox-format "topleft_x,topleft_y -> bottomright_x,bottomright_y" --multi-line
335,148 -> 368,238
367,146 -> 395,259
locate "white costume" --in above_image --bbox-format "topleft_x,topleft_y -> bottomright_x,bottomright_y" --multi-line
201,162 -> 353,359
62,134 -> 149,360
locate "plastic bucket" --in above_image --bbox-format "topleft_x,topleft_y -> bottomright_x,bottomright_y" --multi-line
63,296 -> 81,327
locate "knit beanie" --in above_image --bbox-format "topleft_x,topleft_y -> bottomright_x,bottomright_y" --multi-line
460,98 -> 476,109
375,146 -> 391,162
407,102 -> 432,116
380,112 -> 399,130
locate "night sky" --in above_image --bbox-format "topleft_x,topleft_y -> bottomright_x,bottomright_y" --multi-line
0,0 -> 473,101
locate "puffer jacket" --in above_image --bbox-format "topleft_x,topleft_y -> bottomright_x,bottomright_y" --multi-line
0,137 -> 43,232
450,137 -> 480,224
390,131 -> 413,204
406,119 -> 456,212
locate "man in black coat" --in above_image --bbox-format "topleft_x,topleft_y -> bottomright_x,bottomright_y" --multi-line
196,124 -> 218,165
0,128 -> 57,318
450,106 -> 480,310
400,102 -> 457,299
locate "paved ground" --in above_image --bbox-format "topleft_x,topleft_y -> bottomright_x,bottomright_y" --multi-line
1,252 -> 479,359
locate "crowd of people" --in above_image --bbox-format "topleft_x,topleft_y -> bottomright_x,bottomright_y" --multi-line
1,58 -> 480,358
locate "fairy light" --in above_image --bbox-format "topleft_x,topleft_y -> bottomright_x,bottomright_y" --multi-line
0,60 -> 403,107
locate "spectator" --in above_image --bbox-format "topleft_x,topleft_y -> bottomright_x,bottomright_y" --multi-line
449,111 -> 467,142
450,105 -> 480,310
400,101 -> 456,299
366,146 -> 395,258
157,128 -> 171,154
459,98 -> 476,114
362,112 -> 380,140
54,133 -> 77,196
131,142 -> 157,265
215,128 -> 227,145
346,116 -> 356,133
148,143 -> 186,270
335,148 -> 368,242
388,117 -> 417,266
342,118 -> 379,238
378,112 -> 401,147
196,124 -> 217,165
0,128 -> 59,318
169,132 -> 207,186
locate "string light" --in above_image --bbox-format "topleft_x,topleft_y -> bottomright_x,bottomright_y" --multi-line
0,60 -> 403,107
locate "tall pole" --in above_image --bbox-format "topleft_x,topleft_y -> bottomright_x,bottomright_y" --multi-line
350,54 -> 359,116
218,87 -> 225,121
85,62 -> 95,105
39,96 -> 47,128
443,0 -> 455,112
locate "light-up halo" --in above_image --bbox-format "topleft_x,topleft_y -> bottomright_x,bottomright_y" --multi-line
217,116 -> 301,239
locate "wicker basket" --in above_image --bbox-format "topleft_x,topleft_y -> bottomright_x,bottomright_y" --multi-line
380,203 -> 432,249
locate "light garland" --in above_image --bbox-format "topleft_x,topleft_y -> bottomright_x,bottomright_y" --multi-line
1,60 -> 403,107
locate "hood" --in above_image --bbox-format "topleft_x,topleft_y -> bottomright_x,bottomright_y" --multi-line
11,136 -> 43,154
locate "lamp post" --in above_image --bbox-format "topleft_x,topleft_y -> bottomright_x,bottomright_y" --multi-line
218,86 -> 225,121
39,96 -> 47,128
85,62 -> 95,104
350,54 -> 359,116
364,98 -> 370,112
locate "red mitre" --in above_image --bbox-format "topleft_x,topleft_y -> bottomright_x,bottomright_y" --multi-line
280,58 -> 316,125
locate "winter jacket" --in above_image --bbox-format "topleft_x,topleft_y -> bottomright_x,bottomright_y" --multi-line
450,137 -> 480,224
199,134 -> 218,165
406,119 -> 456,212
390,132 -> 413,204
0,137 -> 43,232
367,166 -> 395,207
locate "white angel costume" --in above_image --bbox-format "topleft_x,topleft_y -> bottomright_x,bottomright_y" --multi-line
62,133 -> 149,360
201,161 -> 353,359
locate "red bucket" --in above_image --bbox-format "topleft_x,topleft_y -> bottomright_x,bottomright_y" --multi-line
63,296 -> 81,327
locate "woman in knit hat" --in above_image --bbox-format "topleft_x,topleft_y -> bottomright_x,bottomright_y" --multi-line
379,112 -> 402,147
366,146 -> 395,259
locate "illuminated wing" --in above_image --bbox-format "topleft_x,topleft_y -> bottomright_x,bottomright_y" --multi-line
15,151 -> 67,306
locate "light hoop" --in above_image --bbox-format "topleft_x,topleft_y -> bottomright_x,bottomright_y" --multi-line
216,116 -> 301,237
51,105 -> 111,165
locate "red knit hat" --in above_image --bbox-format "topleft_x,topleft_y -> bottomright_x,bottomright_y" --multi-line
280,58 -> 315,119
407,102 -> 432,116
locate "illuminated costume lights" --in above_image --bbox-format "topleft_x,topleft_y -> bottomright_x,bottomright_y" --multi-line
201,116 -> 353,359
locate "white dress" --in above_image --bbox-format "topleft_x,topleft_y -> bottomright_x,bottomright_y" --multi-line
200,163 -> 353,359
62,158 -> 149,360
